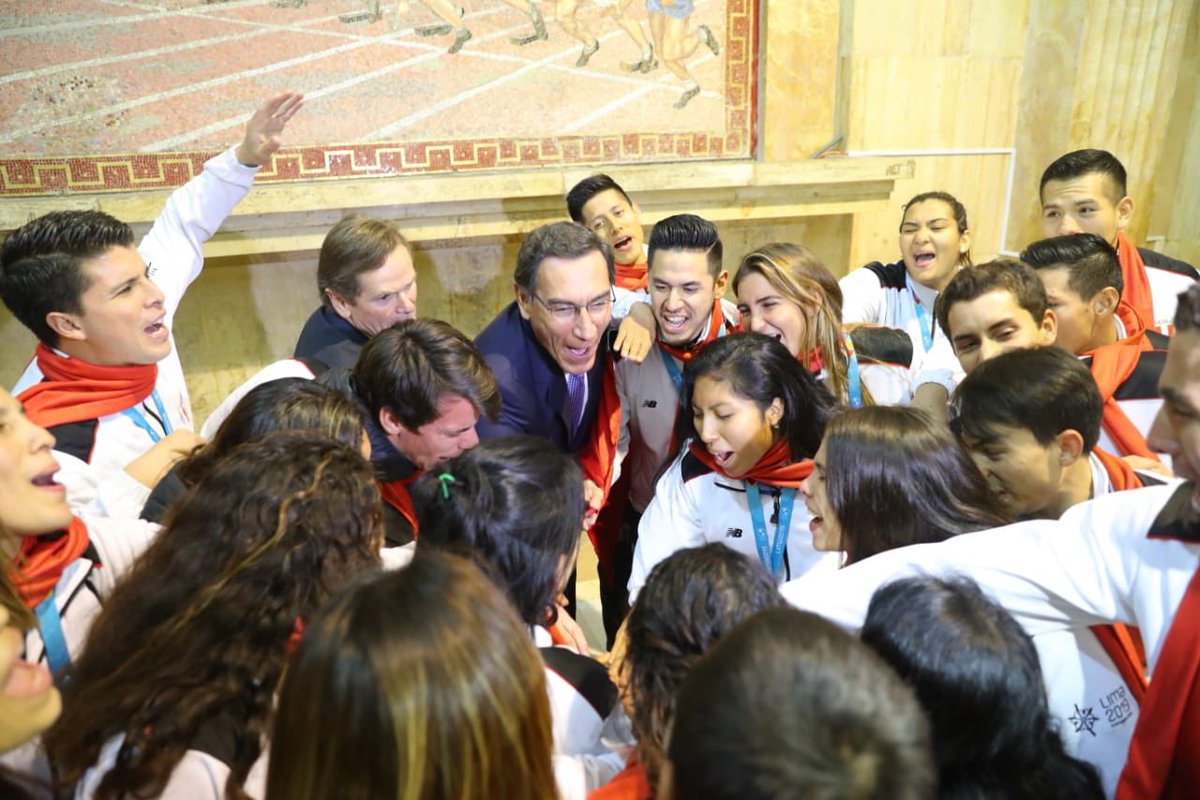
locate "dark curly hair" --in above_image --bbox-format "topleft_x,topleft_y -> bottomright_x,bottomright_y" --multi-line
620,545 -> 784,786
45,433 -> 383,800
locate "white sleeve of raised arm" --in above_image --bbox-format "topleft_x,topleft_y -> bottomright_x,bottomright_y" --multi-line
838,267 -> 885,324
138,147 -> 258,318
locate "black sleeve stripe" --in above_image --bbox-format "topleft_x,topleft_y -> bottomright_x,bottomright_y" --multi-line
1147,483 -> 1200,543
1139,247 -> 1200,281
48,419 -> 99,464
863,260 -> 908,290
680,450 -> 714,484
1113,351 -> 1166,401
540,647 -> 618,718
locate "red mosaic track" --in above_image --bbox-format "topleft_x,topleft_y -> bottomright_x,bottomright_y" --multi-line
0,0 -> 758,195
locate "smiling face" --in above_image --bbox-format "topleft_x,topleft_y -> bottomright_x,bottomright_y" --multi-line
946,290 -> 1058,374
49,246 -> 171,366
579,189 -> 645,267
517,250 -> 613,375
736,271 -> 810,358
800,439 -> 842,552
1040,172 -> 1132,245
649,249 -> 726,346
899,199 -> 971,292
0,389 -> 71,541
691,375 -> 782,478
328,245 -> 418,338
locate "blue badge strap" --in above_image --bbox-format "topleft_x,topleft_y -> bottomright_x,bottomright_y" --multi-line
843,331 -> 863,408
745,482 -> 796,579
912,296 -> 935,353
659,347 -> 684,395
658,315 -> 729,395
120,389 -> 173,444
34,591 -> 71,678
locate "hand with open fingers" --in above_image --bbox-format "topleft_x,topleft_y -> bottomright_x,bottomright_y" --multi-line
0,607 -> 62,754
236,91 -> 305,167
614,302 -> 655,363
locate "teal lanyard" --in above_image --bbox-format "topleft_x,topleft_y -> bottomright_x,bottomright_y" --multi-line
744,482 -> 796,579
843,331 -> 863,408
659,347 -> 684,395
34,590 -> 71,679
120,389 -> 172,443
912,295 -> 935,353
657,318 -> 728,395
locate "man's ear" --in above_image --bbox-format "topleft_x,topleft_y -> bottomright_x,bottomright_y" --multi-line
713,269 -> 730,297
1057,429 -> 1085,467
1095,286 -> 1120,317
1039,308 -> 1058,344
326,289 -> 354,322
1116,195 -> 1134,232
46,311 -> 86,343
378,406 -> 408,437
515,283 -> 532,321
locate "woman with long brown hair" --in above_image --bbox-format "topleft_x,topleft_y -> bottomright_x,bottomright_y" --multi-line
46,433 -> 383,800
800,405 -> 1010,565
267,550 -> 559,800
734,242 -> 916,406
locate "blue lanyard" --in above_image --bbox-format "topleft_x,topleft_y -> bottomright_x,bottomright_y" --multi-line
121,389 -> 173,443
659,347 -> 684,395
843,331 -> 863,408
34,591 -> 72,679
744,482 -> 796,579
912,295 -> 935,353
657,318 -> 728,394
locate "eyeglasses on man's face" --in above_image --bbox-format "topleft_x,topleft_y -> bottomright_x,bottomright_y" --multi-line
531,289 -> 615,324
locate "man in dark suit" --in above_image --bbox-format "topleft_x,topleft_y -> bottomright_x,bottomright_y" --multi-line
475,221 -> 615,453
476,222 -> 615,620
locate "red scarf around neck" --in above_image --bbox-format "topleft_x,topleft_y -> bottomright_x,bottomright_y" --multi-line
18,343 -> 158,429
1087,447 -> 1150,703
1086,336 -> 1160,462
379,472 -> 422,537
1117,566 -> 1200,799
688,438 -> 813,489
657,300 -> 727,363
1116,300 -> 1147,341
14,517 -> 90,608
615,260 -> 648,291
1115,232 -> 1155,330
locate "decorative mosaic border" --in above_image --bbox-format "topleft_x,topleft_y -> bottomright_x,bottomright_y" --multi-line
0,1 -> 757,197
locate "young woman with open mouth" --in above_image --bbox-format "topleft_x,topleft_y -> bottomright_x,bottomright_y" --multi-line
628,332 -> 840,599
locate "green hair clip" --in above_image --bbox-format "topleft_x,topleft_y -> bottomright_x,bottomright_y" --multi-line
437,472 -> 456,499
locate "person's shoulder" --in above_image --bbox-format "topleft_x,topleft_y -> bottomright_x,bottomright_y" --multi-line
843,259 -> 905,290
474,302 -> 524,350
541,646 -> 618,720
1139,247 -> 1199,281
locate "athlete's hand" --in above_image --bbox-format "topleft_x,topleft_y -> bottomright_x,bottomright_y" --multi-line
552,604 -> 592,656
1123,454 -> 1173,478
0,607 -> 61,754
124,429 -> 205,488
614,302 -> 654,363
236,91 -> 305,167
583,479 -> 604,530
